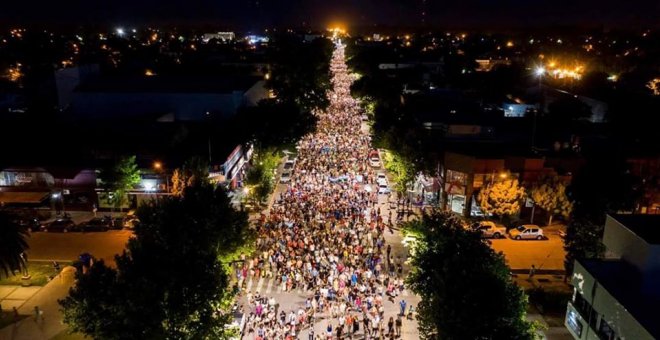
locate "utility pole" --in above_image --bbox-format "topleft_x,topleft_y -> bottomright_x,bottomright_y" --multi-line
208,136 -> 212,164
533,67 -> 545,151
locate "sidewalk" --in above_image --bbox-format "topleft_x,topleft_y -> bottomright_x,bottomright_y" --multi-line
0,267 -> 76,340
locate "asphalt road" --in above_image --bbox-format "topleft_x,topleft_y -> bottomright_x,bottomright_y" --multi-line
26,230 -> 132,266
489,227 -> 566,271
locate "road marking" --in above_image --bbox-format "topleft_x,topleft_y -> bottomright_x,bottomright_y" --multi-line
246,278 -> 254,291
265,279 -> 273,294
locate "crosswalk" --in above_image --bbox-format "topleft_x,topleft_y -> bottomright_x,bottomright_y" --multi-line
240,276 -> 412,297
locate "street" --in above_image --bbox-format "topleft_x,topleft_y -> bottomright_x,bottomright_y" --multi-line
26,230 -> 132,265
490,226 -> 567,271
239,42 -> 420,339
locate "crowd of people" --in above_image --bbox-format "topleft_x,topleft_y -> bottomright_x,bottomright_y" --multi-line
241,43 -> 414,340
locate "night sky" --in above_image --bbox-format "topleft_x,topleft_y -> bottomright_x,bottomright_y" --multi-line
3,0 -> 659,29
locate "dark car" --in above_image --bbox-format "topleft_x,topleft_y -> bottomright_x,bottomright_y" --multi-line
41,218 -> 76,232
76,218 -> 112,232
16,218 -> 42,232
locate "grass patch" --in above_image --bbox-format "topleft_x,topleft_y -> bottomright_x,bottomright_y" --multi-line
527,287 -> 572,315
0,312 -> 28,329
0,261 -> 71,286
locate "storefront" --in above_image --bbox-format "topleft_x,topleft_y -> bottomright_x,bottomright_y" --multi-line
209,144 -> 253,190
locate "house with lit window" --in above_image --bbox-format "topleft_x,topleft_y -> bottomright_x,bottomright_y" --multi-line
565,214 -> 660,340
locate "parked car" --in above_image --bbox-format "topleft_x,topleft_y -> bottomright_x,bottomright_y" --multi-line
509,225 -> 544,240
41,218 -> 76,233
76,217 -> 112,232
284,159 -> 295,170
473,221 -> 507,239
376,173 -> 388,185
16,217 -> 42,232
378,184 -> 391,195
369,156 -> 381,168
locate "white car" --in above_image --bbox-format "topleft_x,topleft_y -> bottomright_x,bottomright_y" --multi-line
284,159 -> 295,170
473,221 -> 507,239
376,173 -> 388,185
509,225 -> 544,240
369,156 -> 381,168
280,171 -> 291,183
378,184 -> 391,195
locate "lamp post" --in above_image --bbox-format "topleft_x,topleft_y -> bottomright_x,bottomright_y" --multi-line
153,161 -> 169,193
533,67 -> 545,151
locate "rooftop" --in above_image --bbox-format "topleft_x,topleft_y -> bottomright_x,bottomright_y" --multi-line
611,214 -> 660,245
444,141 -> 541,159
76,75 -> 262,94
580,259 -> 660,339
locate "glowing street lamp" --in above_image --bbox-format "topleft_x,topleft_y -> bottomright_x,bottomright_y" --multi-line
535,66 -> 546,77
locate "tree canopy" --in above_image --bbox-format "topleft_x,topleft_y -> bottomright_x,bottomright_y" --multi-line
98,155 -> 141,210
0,212 -> 29,278
531,176 -> 573,226
268,35 -> 333,112
477,177 -> 526,220
403,210 -> 536,339
60,183 -> 252,339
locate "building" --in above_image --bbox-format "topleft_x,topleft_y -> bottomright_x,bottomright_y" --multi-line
438,145 -> 562,217
202,32 -> 235,43
565,214 -> 660,340
54,64 -> 100,110
208,144 -> 253,189
0,167 -> 98,217
475,58 -> 512,72
71,75 -> 268,121
440,150 -> 509,216
503,103 -> 538,118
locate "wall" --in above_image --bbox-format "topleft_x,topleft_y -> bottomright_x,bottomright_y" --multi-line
243,80 -> 269,107
55,64 -> 100,110
603,216 -> 651,272
569,261 -> 655,340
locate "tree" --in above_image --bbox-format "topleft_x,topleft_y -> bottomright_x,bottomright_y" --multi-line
563,217 -> 605,277
531,176 -> 573,226
99,156 -> 141,211
403,210 -> 536,339
171,157 -> 210,197
268,35 -> 333,112
243,148 -> 281,205
60,183 -> 252,339
0,212 -> 29,278
477,177 -> 526,220
562,154 -> 639,276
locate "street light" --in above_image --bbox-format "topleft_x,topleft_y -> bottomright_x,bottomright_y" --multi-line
532,66 -> 545,151
153,161 -> 169,192
535,66 -> 546,77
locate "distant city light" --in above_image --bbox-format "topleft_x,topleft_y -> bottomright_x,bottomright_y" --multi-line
116,28 -> 125,36
647,78 -> 660,96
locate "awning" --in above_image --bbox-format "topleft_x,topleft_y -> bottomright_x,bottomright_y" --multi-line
0,192 -> 50,204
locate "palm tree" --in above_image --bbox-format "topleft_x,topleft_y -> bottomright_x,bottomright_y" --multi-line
0,212 -> 29,278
